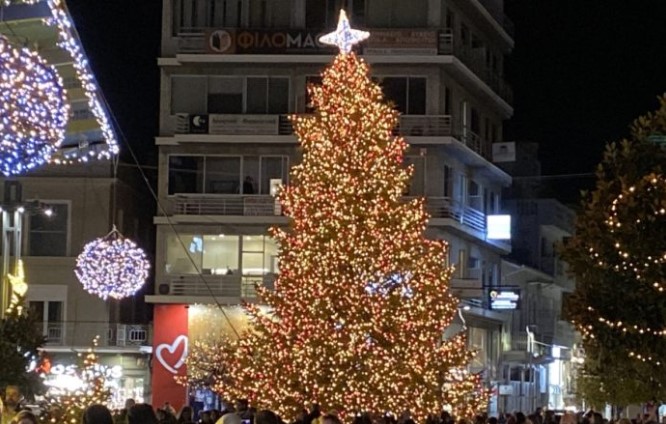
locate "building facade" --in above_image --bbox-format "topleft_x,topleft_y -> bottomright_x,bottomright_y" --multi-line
151,0 -> 515,412
498,142 -> 579,412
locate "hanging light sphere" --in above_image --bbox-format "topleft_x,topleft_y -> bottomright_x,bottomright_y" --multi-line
75,228 -> 150,300
0,35 -> 69,176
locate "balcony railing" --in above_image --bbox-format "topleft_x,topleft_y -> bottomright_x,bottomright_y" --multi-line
173,194 -> 485,232
173,113 -> 492,159
42,322 -> 151,347
174,195 -> 281,216
164,274 -> 275,298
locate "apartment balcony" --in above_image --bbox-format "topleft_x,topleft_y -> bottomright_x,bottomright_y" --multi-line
43,322 -> 151,349
169,193 -> 488,236
153,274 -> 275,302
167,113 -> 494,161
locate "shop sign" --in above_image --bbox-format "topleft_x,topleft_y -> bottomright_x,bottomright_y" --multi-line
489,289 -> 520,310
209,114 -> 280,135
155,335 -> 189,374
364,29 -> 438,55
207,29 -> 337,54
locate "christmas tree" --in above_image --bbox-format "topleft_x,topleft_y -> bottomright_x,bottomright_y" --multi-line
0,261 -> 45,397
220,11 -> 487,420
43,336 -> 111,423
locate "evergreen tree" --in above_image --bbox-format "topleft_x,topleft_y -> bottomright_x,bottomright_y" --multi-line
561,95 -> 666,407
218,46 -> 486,420
0,293 -> 45,398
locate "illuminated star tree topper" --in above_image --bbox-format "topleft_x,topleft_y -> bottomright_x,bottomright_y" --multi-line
318,9 -> 370,54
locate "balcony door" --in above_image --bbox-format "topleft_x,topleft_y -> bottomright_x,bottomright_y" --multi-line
29,300 -> 64,344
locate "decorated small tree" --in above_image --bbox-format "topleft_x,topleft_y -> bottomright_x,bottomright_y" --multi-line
218,11 -> 487,421
43,337 -> 110,424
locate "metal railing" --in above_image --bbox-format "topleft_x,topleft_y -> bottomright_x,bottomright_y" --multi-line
173,195 -> 281,216
167,274 -> 275,298
173,194 -> 486,232
42,322 -> 151,347
395,115 -> 453,137
418,196 -> 486,233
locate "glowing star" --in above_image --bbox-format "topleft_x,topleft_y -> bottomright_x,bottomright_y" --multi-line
75,227 -> 150,300
7,259 -> 28,312
318,9 -> 369,54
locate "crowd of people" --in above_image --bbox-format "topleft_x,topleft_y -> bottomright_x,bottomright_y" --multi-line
1,387 -> 663,424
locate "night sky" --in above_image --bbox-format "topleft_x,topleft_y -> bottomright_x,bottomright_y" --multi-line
65,0 -> 666,202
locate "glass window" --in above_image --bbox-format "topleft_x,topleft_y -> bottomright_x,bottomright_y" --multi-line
247,78 -> 289,114
260,156 -> 289,195
171,76 -> 207,115
250,0 -> 290,27
443,165 -> 453,197
202,235 -> 240,275
168,156 -> 205,195
367,0 -> 426,27
165,233 -> 203,274
379,77 -> 426,115
205,156 -> 241,194
210,0 -> 241,27
306,0 -> 346,28
468,326 -> 488,369
208,77 -> 243,114
29,203 -> 68,256
29,301 -> 45,322
242,236 -> 278,275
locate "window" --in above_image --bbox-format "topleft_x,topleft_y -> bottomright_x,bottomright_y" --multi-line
173,0 -> 242,33
168,156 -> 204,195
306,0 -> 364,28
168,155 -> 288,195
460,23 -> 470,47
445,9 -> 455,30
378,77 -> 426,115
30,300 -> 64,342
468,326 -> 487,369
470,107 -> 480,134
206,156 -> 241,194
171,76 -> 290,115
165,233 -> 277,276
208,77 -> 243,114
444,86 -> 452,115
443,165 -> 453,197
246,77 -> 289,114
29,202 -> 68,256
250,0 -> 290,27
468,179 -> 482,210
171,76 -> 207,115
260,156 -> 289,195
367,0 -> 426,27
403,156 -> 425,196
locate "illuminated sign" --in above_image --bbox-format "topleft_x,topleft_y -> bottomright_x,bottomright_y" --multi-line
489,289 -> 520,310
487,215 -> 511,240
155,335 -> 189,375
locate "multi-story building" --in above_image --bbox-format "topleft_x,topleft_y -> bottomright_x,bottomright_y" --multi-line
150,0 -> 515,412
0,0 -> 153,407
497,142 -> 578,412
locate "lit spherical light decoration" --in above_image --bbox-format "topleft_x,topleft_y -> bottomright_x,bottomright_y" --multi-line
0,35 -> 69,175
75,228 -> 150,300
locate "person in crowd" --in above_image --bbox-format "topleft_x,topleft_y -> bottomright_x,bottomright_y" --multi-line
8,410 -> 38,424
200,410 -> 214,424
178,406 -> 195,424
83,404 -> 114,424
322,414 -> 342,424
129,403 -> 159,424
235,399 -> 253,421
217,412 -> 241,424
1,386 -> 23,424
256,410 -> 281,424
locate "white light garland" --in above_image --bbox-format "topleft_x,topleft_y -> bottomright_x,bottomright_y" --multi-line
75,228 -> 150,300
0,35 -> 69,175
